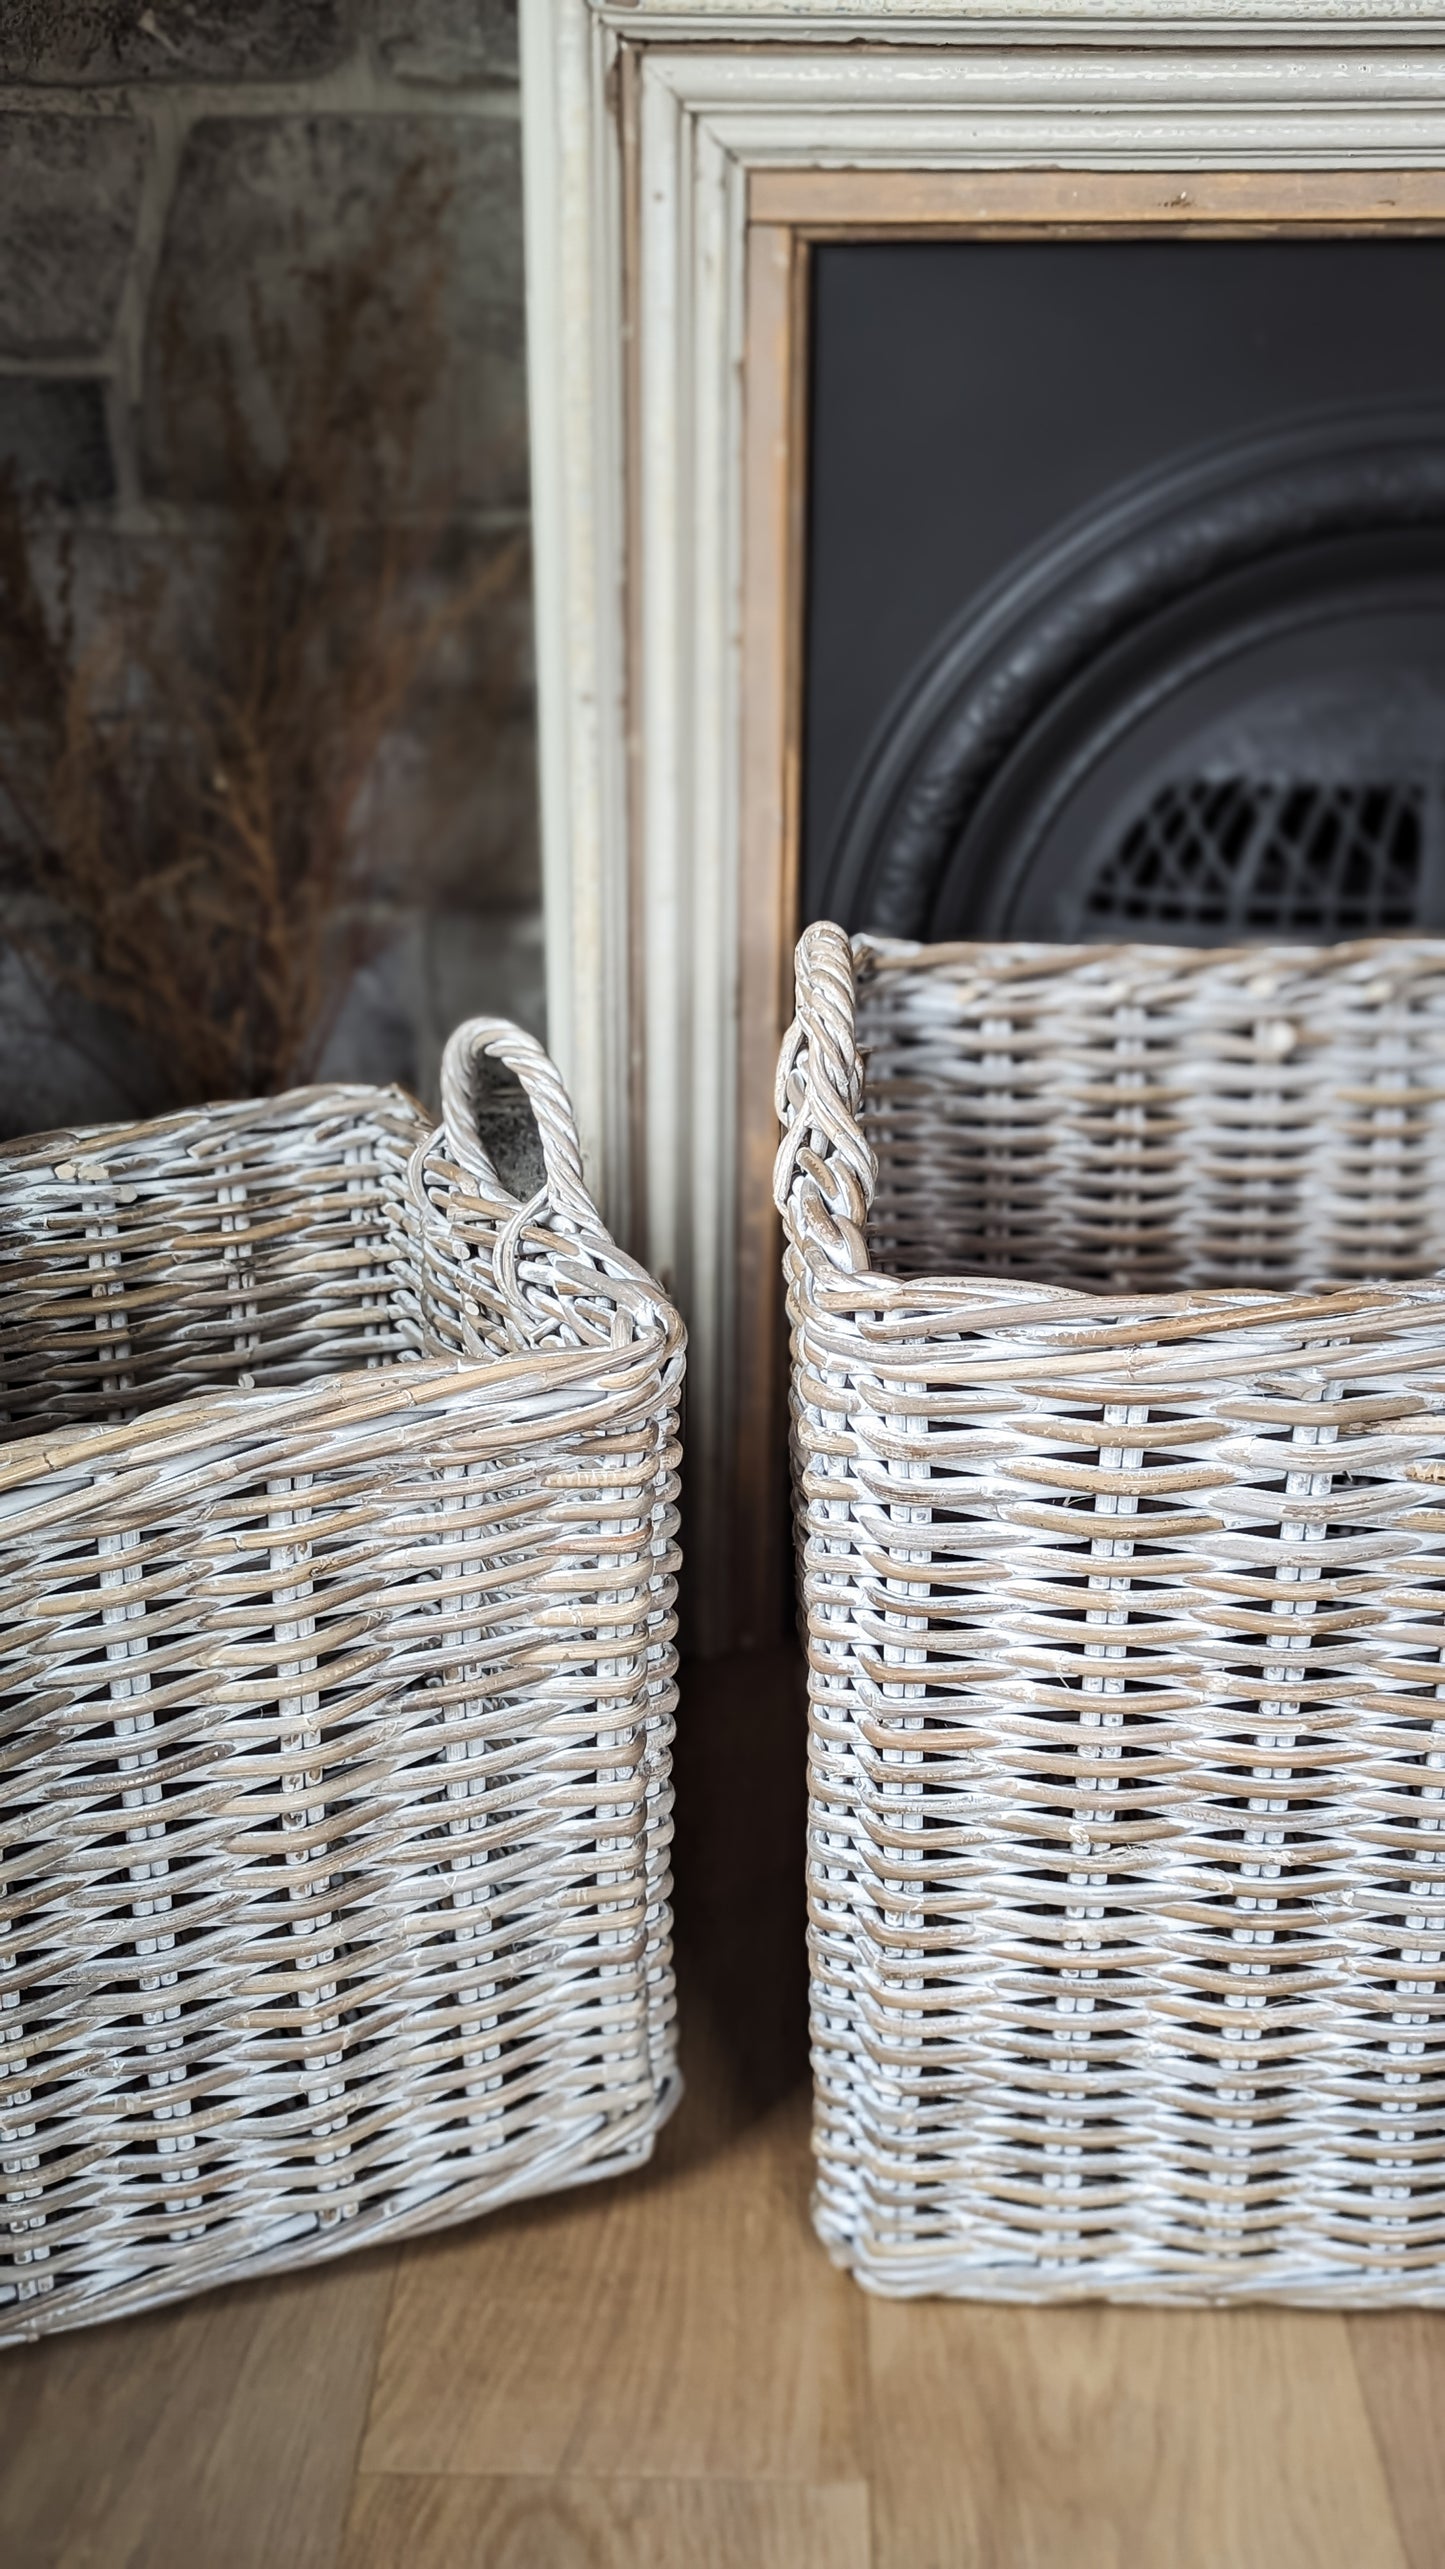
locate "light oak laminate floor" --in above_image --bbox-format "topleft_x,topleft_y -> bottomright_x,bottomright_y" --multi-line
3,1655 -> 1444,2569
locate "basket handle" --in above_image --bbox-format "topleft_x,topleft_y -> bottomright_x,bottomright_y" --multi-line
439,1017 -> 604,1238
773,920 -> 876,1274
422,1019 -> 672,1360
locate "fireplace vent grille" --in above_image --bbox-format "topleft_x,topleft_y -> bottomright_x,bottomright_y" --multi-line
1081,776 -> 1425,940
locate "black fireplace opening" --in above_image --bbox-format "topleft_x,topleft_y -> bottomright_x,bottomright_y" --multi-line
804,237 -> 1445,944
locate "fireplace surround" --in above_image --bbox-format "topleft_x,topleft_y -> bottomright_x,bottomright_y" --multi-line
520,4 -> 1445,1647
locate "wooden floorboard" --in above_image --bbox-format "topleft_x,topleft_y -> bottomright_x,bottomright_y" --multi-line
1348,2314 -> 1445,2569
338,2474 -> 872,2569
867,2299 -> 1408,2569
0,2248 -> 396,2569
2,1654 -> 1442,2566
362,2054 -> 867,2486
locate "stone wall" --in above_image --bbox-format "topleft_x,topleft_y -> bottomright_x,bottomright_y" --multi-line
0,0 -> 538,1131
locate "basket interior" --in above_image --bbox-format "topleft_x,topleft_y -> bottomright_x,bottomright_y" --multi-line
853,941 -> 1445,1297
0,1087 -> 429,1441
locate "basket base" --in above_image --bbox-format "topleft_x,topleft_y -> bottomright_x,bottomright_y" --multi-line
2,2071 -> 685,2349
819,2208 -> 1445,2310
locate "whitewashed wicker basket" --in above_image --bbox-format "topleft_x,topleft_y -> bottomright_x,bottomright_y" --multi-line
0,1019 -> 684,2341
777,922 -> 1445,2305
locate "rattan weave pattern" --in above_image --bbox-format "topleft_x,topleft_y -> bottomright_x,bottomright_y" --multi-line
1,1021 -> 684,2341
777,925 -> 1445,2303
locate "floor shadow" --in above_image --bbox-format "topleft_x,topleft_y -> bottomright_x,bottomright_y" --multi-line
669,1646 -> 811,2124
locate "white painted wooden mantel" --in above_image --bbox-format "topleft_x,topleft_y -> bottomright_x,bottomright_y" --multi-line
518,0 -> 1445,1647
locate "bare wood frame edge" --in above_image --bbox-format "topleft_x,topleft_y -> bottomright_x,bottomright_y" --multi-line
731,162 -> 1445,1645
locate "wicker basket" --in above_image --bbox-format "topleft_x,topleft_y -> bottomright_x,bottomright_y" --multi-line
1,1019 -> 684,2341
776,922 -> 1445,2305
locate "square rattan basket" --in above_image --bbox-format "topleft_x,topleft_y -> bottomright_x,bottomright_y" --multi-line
776,922 -> 1445,2305
1,1018 -> 684,2341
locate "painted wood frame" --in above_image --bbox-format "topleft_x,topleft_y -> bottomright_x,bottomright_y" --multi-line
518,1 -> 1445,1649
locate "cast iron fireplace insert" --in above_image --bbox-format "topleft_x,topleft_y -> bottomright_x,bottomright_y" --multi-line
805,237 -> 1445,945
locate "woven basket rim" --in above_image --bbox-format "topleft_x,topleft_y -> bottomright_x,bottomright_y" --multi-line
0,1076 -> 429,1171
799,1258 -> 1445,1329
851,930 -> 1445,977
779,921 -> 1445,1329
0,1043 -> 686,1494
0,1315 -> 687,1501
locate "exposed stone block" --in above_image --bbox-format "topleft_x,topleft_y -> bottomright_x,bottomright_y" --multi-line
141,115 -> 527,512
0,942 -> 154,1143
417,904 -> 544,1100
360,535 -> 539,915
372,0 -> 517,85
314,912 -> 425,1098
0,378 -> 114,502
0,2 -> 357,84
0,113 -> 143,360
315,905 -> 544,1110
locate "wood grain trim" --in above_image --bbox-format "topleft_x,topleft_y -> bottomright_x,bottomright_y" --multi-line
748,167 -> 1445,233
734,222 -> 809,1646
620,39 -> 649,1257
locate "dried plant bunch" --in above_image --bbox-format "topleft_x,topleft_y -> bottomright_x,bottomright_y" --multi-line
0,157 -> 523,1110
